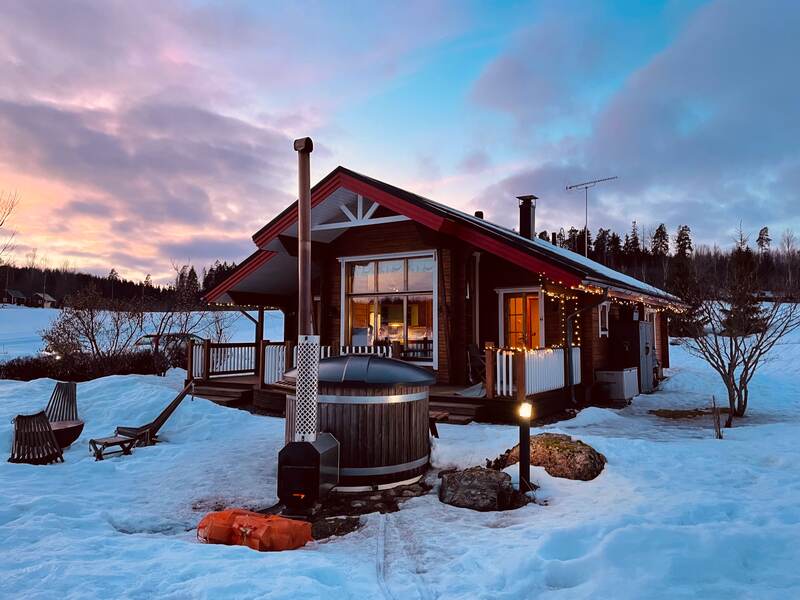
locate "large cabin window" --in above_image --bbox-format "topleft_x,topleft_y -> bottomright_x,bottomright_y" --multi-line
341,251 -> 437,366
496,288 -> 544,349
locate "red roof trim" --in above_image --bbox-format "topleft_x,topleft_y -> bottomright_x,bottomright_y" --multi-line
453,224 -> 581,286
204,249 -> 276,303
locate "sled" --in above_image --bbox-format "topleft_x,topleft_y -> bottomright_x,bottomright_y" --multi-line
197,509 -> 312,552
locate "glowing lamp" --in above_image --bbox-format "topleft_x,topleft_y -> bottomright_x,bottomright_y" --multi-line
518,402 -> 532,493
518,402 -> 532,419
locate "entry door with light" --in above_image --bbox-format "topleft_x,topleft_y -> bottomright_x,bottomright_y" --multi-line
503,292 -> 542,349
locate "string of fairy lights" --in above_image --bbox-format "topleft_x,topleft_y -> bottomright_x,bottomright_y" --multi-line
209,264 -> 686,350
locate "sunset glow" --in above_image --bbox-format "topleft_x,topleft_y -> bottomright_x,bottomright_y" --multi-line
0,1 -> 797,282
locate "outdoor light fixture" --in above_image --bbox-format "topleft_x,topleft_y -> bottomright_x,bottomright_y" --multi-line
518,402 -> 532,493
518,402 -> 532,419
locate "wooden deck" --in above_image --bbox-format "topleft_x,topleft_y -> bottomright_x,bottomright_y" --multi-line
188,375 -> 572,425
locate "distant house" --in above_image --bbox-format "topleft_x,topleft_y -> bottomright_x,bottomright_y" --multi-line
2,288 -> 26,305
32,292 -> 56,308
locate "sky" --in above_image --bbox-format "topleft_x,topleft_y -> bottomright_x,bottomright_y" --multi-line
0,0 -> 797,283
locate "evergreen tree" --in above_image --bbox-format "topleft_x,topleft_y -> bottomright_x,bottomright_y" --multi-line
556,228 -> 566,248
674,225 -> 693,258
757,227 -> 771,253
186,266 -> 200,299
594,228 -> 611,264
577,227 -> 593,257
723,233 -> 763,335
651,224 -> 669,257
108,268 -> 119,300
538,230 -> 549,242
609,232 -> 622,267
628,221 -> 641,255
566,227 -> 580,252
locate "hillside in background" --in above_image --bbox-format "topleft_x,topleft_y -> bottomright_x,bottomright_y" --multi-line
0,260 -> 237,307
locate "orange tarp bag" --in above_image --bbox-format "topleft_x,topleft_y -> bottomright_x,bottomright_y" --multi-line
197,509 -> 312,551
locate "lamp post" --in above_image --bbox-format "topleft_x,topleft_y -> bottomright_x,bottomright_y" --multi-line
518,402 -> 532,493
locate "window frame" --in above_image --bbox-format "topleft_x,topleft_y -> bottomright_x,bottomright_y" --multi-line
495,287 -> 545,348
599,301 -> 611,338
339,250 -> 438,369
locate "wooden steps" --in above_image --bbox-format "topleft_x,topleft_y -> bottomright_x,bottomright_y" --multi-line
191,381 -> 252,408
428,400 -> 480,425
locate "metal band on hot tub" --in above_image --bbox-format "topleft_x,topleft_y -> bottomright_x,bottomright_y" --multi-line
338,455 -> 429,476
315,391 -> 428,405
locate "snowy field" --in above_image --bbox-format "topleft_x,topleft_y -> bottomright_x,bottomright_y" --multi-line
0,305 -> 283,362
2,332 -> 800,598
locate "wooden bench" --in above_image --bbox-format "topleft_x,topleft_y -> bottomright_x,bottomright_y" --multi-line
89,382 -> 194,461
89,435 -> 137,461
9,411 -> 64,465
428,410 -> 450,438
45,382 -> 84,449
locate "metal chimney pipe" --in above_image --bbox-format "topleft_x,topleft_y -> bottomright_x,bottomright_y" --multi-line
294,137 -> 313,337
516,195 -> 538,240
292,136 -> 319,443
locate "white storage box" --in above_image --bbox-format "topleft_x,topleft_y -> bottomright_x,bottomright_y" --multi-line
595,368 -> 639,401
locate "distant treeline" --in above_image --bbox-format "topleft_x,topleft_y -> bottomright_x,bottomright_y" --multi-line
1,259 -> 237,308
537,223 -> 799,295
3,223 -> 796,308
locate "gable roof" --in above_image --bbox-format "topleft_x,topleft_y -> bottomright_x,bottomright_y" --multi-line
34,292 -> 56,302
210,166 -> 682,305
4,289 -> 26,299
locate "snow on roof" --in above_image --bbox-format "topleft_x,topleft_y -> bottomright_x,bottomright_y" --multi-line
34,292 -> 56,302
3,289 -> 25,299
340,168 -> 681,303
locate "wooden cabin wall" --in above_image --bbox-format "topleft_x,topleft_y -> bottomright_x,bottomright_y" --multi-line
475,252 -> 544,348
655,312 -> 670,368
307,217 -> 674,386
580,301 -> 611,392
543,294 -> 563,348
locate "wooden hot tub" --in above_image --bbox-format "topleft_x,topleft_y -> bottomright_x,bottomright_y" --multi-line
284,355 -> 435,490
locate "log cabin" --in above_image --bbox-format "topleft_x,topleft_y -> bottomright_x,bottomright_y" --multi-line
197,166 -> 685,422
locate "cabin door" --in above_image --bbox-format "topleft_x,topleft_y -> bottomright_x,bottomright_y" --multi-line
503,292 -> 542,349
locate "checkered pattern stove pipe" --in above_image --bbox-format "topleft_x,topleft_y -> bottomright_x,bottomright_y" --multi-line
293,334 -> 320,442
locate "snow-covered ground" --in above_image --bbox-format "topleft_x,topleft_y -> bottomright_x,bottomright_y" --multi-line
2,332 -> 800,598
0,305 -> 283,362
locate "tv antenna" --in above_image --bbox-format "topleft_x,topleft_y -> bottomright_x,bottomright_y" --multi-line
566,176 -> 618,257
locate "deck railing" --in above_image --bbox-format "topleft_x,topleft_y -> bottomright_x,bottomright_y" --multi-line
262,342 -> 288,385
187,339 -> 401,387
188,339 -> 259,380
486,346 -> 581,399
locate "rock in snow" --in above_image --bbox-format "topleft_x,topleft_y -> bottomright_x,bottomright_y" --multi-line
439,466 -> 529,511
489,433 -> 606,481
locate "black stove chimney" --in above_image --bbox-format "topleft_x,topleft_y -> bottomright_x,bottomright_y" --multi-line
516,195 -> 538,240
